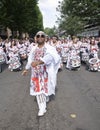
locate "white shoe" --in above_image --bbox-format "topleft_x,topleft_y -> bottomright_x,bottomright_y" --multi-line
11,69 -> 13,72
38,109 -> 47,116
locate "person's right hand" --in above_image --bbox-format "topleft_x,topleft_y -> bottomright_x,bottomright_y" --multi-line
22,69 -> 28,76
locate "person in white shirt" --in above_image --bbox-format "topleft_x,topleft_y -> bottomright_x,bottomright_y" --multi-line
22,31 -> 60,116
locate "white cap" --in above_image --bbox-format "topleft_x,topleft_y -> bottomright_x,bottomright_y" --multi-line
36,31 -> 45,36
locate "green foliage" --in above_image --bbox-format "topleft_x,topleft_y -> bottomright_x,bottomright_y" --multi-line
44,27 -> 56,37
0,0 -> 43,37
57,0 -> 100,36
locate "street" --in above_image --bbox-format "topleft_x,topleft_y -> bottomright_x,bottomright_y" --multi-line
0,63 -> 100,130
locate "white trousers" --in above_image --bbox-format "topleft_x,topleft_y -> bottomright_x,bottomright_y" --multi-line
36,94 -> 46,111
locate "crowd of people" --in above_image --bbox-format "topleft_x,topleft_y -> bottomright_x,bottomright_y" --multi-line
0,34 -> 100,70
46,35 -> 100,71
0,31 -> 100,116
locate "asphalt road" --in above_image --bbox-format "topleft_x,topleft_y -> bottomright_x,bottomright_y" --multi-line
0,63 -> 100,130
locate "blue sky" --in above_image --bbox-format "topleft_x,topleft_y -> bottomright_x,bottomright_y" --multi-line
38,0 -> 63,28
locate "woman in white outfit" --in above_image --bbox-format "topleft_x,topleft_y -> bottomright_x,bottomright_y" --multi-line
66,36 -> 81,70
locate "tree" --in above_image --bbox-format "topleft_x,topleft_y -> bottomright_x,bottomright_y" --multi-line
44,27 -> 57,37
57,0 -> 100,36
59,15 -> 86,36
0,0 -> 44,38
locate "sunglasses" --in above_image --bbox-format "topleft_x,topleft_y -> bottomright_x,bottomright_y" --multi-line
36,34 -> 45,38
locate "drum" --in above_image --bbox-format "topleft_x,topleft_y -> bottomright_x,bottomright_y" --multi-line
82,52 -> 89,62
0,53 -> 5,63
70,56 -> 81,68
89,58 -> 100,71
8,57 -> 21,71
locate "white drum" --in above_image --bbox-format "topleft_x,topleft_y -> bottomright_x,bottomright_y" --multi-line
8,57 -> 21,71
89,58 -> 100,71
82,52 -> 89,62
0,53 -> 5,63
70,56 -> 81,68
